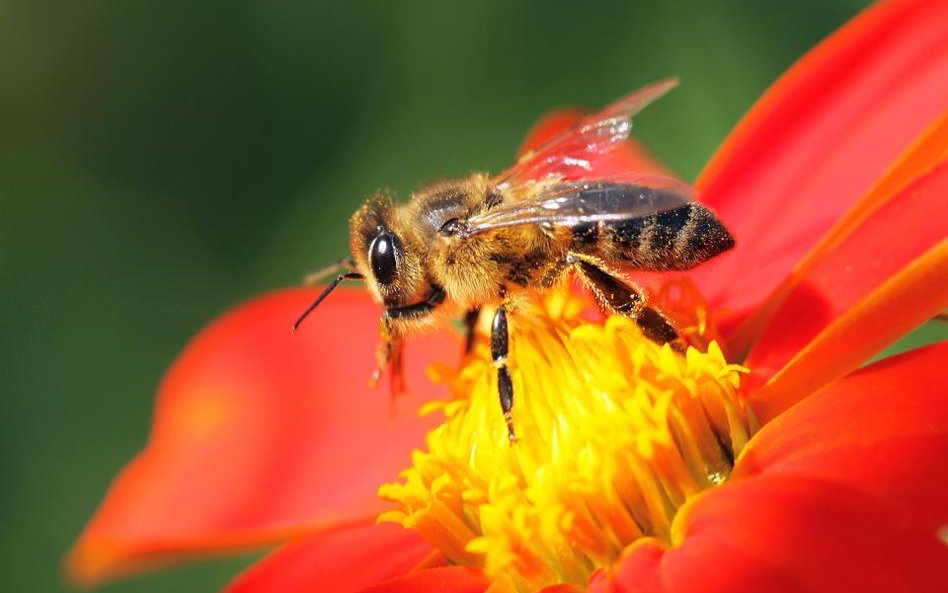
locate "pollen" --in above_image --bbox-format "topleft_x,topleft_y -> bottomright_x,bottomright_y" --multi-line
378,287 -> 754,591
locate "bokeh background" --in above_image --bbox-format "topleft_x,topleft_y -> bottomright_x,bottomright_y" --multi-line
2,1 -> 943,592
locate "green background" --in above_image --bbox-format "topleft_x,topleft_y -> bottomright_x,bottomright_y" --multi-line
2,1 -> 942,592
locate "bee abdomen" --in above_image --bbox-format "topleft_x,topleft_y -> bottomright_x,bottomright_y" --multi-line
573,203 -> 734,271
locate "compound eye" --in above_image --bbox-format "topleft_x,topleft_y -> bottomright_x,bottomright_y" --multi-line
369,231 -> 399,285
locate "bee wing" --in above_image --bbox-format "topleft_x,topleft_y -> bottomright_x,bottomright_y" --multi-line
493,78 -> 679,188
463,176 -> 694,235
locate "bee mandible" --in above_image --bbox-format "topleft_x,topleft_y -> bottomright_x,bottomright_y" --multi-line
295,79 -> 734,441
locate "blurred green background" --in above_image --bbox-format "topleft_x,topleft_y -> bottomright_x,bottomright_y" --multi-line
2,1 -> 942,592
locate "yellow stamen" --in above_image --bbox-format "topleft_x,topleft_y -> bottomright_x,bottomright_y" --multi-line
379,287 -> 754,591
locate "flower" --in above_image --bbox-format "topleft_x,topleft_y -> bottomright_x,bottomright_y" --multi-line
377,291 -> 756,591
68,0 -> 948,591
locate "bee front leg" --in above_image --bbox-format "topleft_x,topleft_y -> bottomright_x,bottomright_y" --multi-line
371,315 -> 407,396
571,258 -> 685,351
463,308 -> 481,354
491,301 -> 516,443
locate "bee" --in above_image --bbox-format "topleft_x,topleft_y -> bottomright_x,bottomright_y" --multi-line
295,79 -> 734,441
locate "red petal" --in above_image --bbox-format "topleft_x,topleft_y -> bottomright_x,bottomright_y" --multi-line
742,158 -> 948,397
358,567 -> 489,593
747,239 -> 948,421
726,114 -> 948,357
592,345 -> 948,593
736,343 -> 948,533
690,0 -> 948,340
593,476 -> 948,593
67,288 -> 458,585
225,524 -> 432,593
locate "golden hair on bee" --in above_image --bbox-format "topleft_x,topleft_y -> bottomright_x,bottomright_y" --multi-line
296,78 -> 735,441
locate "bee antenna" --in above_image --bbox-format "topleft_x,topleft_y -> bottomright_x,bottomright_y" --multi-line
293,272 -> 364,332
303,258 -> 357,286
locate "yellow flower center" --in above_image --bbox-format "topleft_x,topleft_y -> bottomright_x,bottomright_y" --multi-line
379,286 -> 754,591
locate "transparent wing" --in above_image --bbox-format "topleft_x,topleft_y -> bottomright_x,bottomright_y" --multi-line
493,78 -> 679,188
464,175 -> 694,235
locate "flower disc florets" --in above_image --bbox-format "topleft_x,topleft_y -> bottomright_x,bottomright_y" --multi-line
379,288 -> 754,591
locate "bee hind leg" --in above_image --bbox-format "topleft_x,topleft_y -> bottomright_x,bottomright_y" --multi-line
490,300 -> 516,443
572,259 -> 685,351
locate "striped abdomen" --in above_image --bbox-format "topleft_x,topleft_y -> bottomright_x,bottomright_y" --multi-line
570,202 -> 734,271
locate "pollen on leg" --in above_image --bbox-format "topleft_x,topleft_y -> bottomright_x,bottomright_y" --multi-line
378,287 -> 753,591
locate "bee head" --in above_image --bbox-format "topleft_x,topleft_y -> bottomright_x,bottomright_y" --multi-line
349,193 -> 431,308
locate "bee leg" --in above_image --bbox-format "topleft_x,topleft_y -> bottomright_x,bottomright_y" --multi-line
388,336 -> 406,396
371,315 -> 407,396
573,259 -> 685,351
491,302 -> 516,443
463,308 -> 481,354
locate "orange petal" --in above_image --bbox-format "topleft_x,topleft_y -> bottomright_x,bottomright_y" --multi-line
67,288 -> 457,586
515,108 -> 672,176
516,109 -> 585,158
690,0 -> 948,340
727,113 -> 948,356
748,238 -> 948,422
536,586 -> 584,593
741,158 -> 948,398
592,475 -> 948,593
357,567 -> 489,593
736,343 -> 948,534
225,524 -> 432,593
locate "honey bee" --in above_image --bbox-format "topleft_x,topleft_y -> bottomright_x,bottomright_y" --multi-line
295,79 -> 734,440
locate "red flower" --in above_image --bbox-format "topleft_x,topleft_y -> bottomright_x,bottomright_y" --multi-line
68,0 -> 948,591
